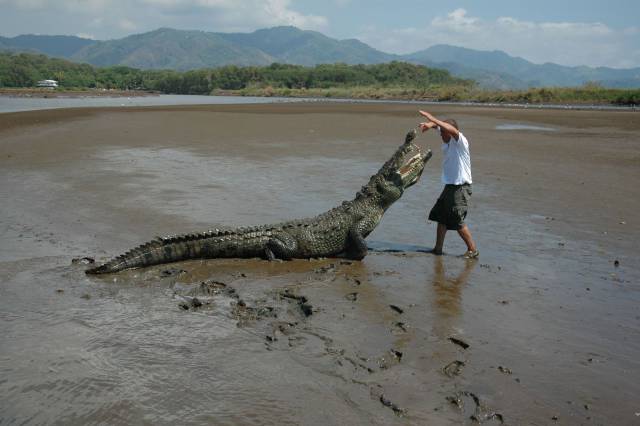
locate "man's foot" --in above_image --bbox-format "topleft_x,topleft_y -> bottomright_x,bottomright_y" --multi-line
429,248 -> 443,256
463,249 -> 479,259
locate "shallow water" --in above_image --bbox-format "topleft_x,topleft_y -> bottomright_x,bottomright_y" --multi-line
495,123 -> 556,131
1,103 -> 639,425
0,94 -> 300,113
2,94 -> 636,114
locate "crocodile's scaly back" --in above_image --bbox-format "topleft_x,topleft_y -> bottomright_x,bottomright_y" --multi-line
86,130 -> 431,274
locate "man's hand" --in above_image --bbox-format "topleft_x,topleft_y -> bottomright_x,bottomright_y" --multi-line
419,110 -> 436,122
419,121 -> 437,132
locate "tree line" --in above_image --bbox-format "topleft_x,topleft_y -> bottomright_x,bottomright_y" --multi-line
2,52 -> 637,105
0,52 -> 471,93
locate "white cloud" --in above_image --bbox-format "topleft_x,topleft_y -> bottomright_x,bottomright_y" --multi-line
138,0 -> 327,30
358,8 -> 640,68
0,0 -> 109,12
0,0 -> 328,37
432,8 -> 479,33
75,33 -> 96,39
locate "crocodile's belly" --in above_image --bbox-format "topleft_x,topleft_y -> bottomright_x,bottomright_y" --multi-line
296,227 -> 349,258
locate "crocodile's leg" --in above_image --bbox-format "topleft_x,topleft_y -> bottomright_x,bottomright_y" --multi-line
265,231 -> 298,261
345,225 -> 369,261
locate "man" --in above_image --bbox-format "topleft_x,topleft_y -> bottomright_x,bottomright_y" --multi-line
418,110 -> 478,259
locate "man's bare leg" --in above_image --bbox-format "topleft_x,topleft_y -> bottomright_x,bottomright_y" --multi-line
457,224 -> 477,252
433,223 -> 447,254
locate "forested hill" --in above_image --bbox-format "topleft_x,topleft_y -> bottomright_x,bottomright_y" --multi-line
0,51 -> 469,93
66,27 -> 396,71
406,45 -> 640,89
0,34 -> 96,58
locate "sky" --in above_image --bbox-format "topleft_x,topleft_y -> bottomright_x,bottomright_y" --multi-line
0,0 -> 638,68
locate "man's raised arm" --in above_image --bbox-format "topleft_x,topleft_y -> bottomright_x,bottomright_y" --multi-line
419,110 -> 460,139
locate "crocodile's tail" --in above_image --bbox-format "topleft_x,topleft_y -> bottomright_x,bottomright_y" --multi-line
85,229 -> 268,274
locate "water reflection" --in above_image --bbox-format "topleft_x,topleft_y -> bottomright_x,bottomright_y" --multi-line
430,257 -> 476,339
495,123 -> 556,131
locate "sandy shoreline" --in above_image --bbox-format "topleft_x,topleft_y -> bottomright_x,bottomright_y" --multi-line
1,103 -> 639,424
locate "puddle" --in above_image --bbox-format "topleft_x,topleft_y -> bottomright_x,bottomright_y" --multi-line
496,123 -> 557,131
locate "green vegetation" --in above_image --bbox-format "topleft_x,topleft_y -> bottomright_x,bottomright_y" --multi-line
1,52 -> 638,106
0,52 -> 470,92
234,84 -> 640,106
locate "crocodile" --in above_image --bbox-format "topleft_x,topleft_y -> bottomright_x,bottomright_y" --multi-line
86,129 -> 431,274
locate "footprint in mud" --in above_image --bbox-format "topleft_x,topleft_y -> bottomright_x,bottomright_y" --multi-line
443,360 -> 465,378
497,365 -> 512,375
448,336 -> 470,350
174,279 -> 239,311
344,292 -> 358,302
265,321 -> 298,343
178,296 -> 210,311
446,391 -> 504,424
276,288 -> 314,317
377,349 -> 403,370
391,321 -> 408,335
370,386 -> 407,417
379,394 -> 406,417
232,300 -> 278,326
389,304 -> 404,314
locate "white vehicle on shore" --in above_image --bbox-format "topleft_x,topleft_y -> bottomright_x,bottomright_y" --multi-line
36,79 -> 58,88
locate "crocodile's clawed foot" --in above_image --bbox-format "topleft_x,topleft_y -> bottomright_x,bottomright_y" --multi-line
264,247 -> 277,261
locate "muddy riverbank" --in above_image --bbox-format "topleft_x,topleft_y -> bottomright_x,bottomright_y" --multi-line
1,103 -> 639,425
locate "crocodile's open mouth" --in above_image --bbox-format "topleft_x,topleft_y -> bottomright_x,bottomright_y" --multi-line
395,144 -> 430,189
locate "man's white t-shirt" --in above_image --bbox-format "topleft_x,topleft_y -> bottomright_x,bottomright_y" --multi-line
441,132 -> 472,185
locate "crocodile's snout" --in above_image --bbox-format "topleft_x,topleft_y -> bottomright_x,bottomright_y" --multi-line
405,129 -> 417,144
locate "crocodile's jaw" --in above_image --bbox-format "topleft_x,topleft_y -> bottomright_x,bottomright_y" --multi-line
395,147 -> 431,189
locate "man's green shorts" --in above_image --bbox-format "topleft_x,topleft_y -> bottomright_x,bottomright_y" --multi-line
428,184 -> 472,231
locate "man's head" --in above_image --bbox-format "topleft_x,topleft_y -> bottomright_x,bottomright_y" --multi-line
439,118 -> 459,143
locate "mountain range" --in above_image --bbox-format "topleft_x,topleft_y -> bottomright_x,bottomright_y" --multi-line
2,26 -> 639,89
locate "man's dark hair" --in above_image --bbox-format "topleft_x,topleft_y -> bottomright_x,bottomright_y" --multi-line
443,118 -> 459,130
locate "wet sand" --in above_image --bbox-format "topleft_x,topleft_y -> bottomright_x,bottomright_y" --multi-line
1,103 -> 639,425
